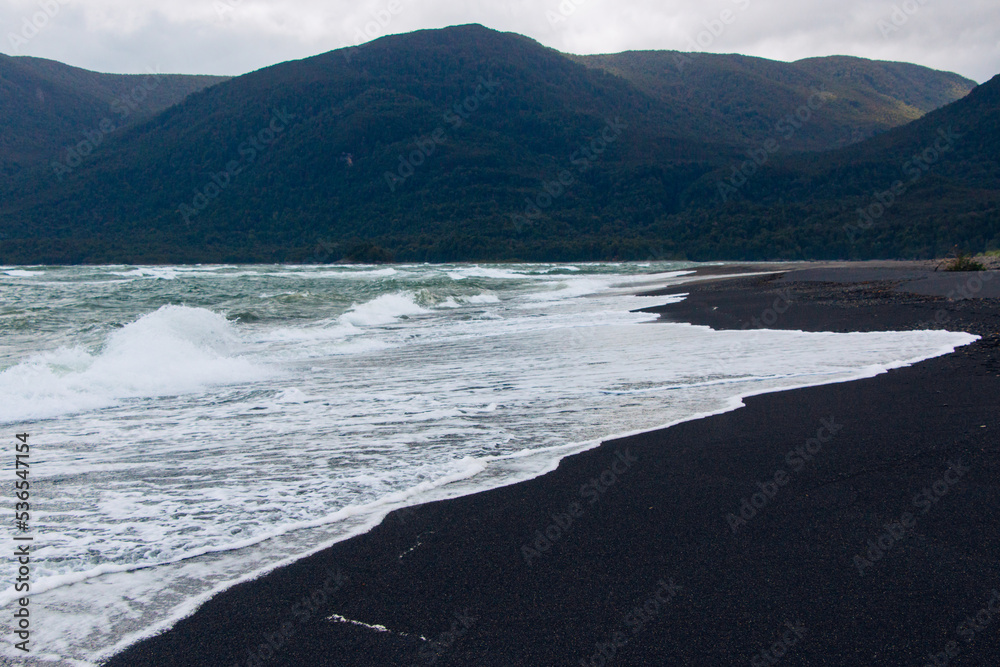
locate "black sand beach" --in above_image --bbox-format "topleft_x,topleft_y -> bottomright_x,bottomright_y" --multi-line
103,265 -> 1000,667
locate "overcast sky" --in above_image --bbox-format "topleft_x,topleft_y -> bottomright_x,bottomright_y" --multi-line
2,0 -> 998,83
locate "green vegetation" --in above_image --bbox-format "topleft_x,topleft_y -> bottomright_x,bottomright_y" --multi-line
944,252 -> 987,271
0,54 -> 227,178
0,25 -> 995,265
573,52 -> 976,151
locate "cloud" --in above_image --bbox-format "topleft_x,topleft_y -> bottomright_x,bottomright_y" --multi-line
1,0 -> 996,82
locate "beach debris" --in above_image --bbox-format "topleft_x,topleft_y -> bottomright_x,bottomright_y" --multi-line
327,613 -> 428,641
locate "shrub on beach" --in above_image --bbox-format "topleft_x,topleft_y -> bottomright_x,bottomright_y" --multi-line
943,251 -> 987,272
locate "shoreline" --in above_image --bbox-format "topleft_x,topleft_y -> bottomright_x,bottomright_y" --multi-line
102,264 -> 1000,666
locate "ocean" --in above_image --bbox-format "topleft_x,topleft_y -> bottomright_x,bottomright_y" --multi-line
0,262 -> 977,665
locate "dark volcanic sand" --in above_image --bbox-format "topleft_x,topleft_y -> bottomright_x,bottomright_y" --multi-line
103,269 -> 1000,667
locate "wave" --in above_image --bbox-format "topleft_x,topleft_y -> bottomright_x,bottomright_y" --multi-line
0,305 -> 266,422
445,266 -> 543,280
338,292 -> 428,326
252,292 -> 430,354
521,277 -> 612,303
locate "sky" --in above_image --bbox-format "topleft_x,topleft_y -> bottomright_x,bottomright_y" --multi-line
2,0 -> 998,83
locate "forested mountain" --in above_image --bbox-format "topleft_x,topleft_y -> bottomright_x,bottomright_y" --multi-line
0,24 -> 992,263
0,54 -> 228,177
669,72 -> 1000,259
574,52 -> 976,151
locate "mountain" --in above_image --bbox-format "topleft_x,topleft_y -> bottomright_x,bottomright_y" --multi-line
0,25 -> 737,262
573,52 -> 976,151
792,56 -> 975,113
0,25 -> 990,263
0,54 -> 228,177
664,73 -> 1000,259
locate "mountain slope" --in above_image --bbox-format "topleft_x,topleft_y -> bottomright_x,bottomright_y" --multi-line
0,54 -> 228,177
573,51 -> 976,151
666,74 -> 1000,259
793,56 -> 976,114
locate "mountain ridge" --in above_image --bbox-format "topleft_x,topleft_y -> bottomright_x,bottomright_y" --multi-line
573,50 -> 976,151
0,24 -> 993,263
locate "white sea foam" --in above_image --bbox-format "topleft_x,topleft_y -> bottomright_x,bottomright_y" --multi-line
434,293 -> 499,308
267,267 -> 400,279
338,292 -> 428,326
108,268 -> 178,279
0,305 -> 266,422
445,266 -> 545,280
464,293 -> 500,303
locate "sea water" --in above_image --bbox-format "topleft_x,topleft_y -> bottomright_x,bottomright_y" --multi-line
0,263 -> 977,664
